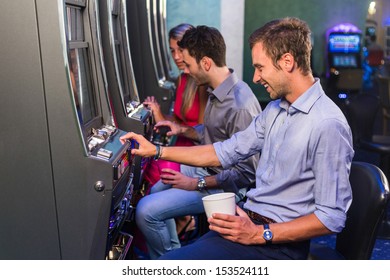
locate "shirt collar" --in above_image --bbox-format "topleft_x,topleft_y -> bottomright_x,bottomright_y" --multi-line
279,78 -> 323,114
208,69 -> 238,102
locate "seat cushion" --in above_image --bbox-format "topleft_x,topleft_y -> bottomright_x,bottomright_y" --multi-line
360,135 -> 390,154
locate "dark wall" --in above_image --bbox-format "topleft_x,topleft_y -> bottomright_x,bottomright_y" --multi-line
244,0 -> 370,102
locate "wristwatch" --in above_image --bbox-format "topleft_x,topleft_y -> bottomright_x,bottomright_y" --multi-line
197,176 -> 207,191
262,224 -> 273,244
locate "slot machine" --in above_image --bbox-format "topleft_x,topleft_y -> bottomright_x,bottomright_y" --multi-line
98,0 -> 154,190
126,0 -> 176,115
0,0 -> 135,259
155,0 -> 178,83
98,0 -> 175,193
326,23 -> 363,97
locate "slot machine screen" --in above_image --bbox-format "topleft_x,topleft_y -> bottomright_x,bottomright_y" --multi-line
110,0 -> 140,110
65,1 -> 103,141
68,48 -> 98,125
329,33 -> 361,53
332,54 -> 358,68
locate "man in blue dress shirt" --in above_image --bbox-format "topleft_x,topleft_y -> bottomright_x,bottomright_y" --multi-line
120,17 -> 354,260
134,25 -> 261,259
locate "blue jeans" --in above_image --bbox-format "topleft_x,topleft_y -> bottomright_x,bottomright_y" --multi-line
135,164 -> 223,259
159,230 -> 310,260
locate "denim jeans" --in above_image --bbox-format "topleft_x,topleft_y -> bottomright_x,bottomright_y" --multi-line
159,230 -> 310,260
135,164 -> 223,259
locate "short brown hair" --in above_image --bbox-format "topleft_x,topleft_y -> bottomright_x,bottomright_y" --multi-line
249,17 -> 312,75
178,25 -> 226,67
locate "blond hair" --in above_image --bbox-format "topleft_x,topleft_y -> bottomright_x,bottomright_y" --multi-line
169,23 -> 198,122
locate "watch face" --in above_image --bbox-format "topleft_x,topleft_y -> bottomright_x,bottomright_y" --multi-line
197,177 -> 206,191
263,229 -> 273,241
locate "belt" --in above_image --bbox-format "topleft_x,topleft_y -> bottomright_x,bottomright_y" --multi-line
246,210 -> 276,224
205,167 -> 218,175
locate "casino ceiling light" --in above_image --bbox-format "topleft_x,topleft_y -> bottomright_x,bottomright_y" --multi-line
368,1 -> 376,15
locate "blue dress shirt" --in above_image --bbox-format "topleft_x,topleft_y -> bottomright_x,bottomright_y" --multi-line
214,79 -> 354,232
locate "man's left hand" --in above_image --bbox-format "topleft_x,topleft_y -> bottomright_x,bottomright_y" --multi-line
208,206 -> 262,245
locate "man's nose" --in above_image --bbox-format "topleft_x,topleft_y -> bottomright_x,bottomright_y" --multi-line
253,71 -> 261,84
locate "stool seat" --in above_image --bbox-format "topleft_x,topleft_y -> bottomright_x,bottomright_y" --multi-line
345,94 -> 390,240
361,135 -> 390,153
309,162 -> 389,259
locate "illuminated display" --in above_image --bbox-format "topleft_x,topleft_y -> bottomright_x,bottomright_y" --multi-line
329,34 -> 361,53
332,54 -> 358,68
120,152 -> 130,175
113,150 -> 131,180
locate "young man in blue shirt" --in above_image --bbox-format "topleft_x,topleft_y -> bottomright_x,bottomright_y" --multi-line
121,17 -> 354,260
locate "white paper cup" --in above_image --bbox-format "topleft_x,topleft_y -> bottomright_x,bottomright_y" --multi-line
202,192 -> 236,218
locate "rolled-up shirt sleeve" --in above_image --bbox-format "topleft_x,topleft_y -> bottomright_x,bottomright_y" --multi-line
212,110 -> 261,193
193,124 -> 204,143
214,115 -> 264,168
311,118 -> 354,232
213,115 -> 264,193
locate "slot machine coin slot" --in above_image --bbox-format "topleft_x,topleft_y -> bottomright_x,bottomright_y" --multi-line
97,148 -> 113,159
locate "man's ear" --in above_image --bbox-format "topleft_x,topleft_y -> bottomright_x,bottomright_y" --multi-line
280,53 -> 295,72
201,56 -> 212,71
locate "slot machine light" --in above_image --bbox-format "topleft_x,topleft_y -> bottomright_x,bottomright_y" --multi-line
330,23 -> 360,34
338,93 -> 348,99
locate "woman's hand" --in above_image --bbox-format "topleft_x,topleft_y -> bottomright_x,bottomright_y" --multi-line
143,96 -> 164,123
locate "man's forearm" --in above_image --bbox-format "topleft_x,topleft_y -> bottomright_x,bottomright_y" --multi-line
265,213 -> 333,244
160,144 -> 220,167
120,132 -> 219,167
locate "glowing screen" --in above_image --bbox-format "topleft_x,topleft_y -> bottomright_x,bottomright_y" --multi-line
329,34 -> 361,53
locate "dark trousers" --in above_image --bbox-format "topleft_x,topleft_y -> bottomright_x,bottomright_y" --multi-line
159,230 -> 310,260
